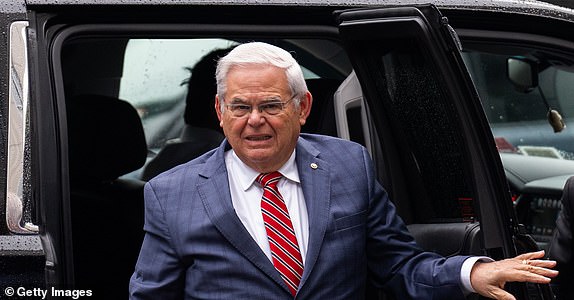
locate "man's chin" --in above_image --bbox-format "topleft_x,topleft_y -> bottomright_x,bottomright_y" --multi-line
240,152 -> 285,172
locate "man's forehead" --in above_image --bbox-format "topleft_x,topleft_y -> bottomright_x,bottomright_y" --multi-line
225,76 -> 289,98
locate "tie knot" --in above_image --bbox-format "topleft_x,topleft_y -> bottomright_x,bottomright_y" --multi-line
256,171 -> 282,187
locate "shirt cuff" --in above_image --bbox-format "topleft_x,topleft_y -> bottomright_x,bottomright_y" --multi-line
460,256 -> 494,294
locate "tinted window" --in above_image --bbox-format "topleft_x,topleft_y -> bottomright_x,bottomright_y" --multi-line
383,43 -> 473,222
120,39 -> 239,151
352,38 -> 475,223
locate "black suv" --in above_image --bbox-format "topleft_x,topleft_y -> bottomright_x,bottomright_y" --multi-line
2,1 -> 574,299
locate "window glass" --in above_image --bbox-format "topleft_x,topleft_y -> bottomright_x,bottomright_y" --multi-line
462,51 -> 574,159
119,39 -> 238,151
353,38 -> 475,223
383,45 -> 473,222
120,39 -> 236,108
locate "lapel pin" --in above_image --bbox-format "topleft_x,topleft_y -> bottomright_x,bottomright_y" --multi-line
310,163 -> 318,170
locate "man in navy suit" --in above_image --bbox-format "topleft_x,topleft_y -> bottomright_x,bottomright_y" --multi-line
129,42 -> 557,299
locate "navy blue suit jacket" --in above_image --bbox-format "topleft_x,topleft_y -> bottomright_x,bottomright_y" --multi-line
129,134 -> 468,299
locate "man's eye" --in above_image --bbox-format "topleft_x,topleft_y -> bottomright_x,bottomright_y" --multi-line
261,103 -> 282,110
234,105 -> 251,111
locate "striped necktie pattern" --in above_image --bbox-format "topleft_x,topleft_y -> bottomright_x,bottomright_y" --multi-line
256,171 -> 304,297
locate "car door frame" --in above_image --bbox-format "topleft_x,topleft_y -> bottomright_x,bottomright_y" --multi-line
26,8 -> 76,288
336,4 -> 550,298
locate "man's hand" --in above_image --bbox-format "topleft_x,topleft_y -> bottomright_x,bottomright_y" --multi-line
470,250 -> 558,300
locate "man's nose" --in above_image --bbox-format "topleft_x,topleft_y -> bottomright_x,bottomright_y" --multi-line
246,108 -> 266,126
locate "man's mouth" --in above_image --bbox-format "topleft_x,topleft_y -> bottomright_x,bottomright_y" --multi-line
246,135 -> 272,141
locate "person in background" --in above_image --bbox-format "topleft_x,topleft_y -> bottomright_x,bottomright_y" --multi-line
548,176 -> 574,300
140,48 -> 232,181
130,42 -> 557,300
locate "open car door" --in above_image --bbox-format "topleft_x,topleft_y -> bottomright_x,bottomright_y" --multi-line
336,5 -> 553,299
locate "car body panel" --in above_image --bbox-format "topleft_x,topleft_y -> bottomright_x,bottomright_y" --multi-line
0,0 -> 46,292
0,0 -> 572,298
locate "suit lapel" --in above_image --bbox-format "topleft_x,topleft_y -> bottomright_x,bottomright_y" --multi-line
196,138 -> 331,295
295,138 -> 331,289
196,142 -> 289,294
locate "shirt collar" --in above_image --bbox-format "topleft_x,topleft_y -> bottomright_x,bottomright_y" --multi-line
230,150 -> 300,191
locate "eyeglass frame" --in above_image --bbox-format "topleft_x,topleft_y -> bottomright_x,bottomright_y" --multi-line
222,95 -> 299,117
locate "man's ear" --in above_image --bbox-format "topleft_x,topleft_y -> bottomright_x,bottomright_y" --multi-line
215,94 -> 224,127
299,91 -> 313,126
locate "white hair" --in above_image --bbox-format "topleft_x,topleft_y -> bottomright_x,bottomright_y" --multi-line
215,42 -> 307,112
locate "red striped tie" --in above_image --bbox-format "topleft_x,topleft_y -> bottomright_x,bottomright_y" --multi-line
257,172 -> 304,297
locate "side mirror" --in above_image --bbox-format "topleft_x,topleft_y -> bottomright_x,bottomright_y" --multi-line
507,57 -> 538,93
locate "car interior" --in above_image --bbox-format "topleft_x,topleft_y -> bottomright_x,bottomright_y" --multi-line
66,94 -> 147,297
54,13 -> 566,297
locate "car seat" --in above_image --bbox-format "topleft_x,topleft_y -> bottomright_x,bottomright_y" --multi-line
140,126 -> 224,181
67,94 -> 147,298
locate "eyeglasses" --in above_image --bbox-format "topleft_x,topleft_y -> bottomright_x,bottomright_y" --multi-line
224,97 -> 296,118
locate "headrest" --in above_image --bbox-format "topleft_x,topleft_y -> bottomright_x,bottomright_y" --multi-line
184,47 -> 233,132
67,95 -> 147,182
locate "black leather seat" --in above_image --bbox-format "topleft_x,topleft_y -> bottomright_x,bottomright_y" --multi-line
140,125 -> 223,181
67,94 -> 147,298
406,222 -> 483,257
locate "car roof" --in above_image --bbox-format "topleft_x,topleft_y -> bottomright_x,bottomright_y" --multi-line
22,0 -> 574,22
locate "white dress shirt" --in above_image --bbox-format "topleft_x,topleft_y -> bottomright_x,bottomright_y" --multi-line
225,149 -> 309,265
224,148 -> 487,293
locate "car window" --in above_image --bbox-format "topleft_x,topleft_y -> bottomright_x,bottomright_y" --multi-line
380,44 -> 475,223
462,48 -> 574,249
462,51 -> 574,159
339,41 -> 477,225
119,38 -> 235,153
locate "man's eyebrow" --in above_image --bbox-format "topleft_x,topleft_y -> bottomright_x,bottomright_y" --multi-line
229,96 -> 283,104
260,97 -> 283,103
229,97 -> 248,104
